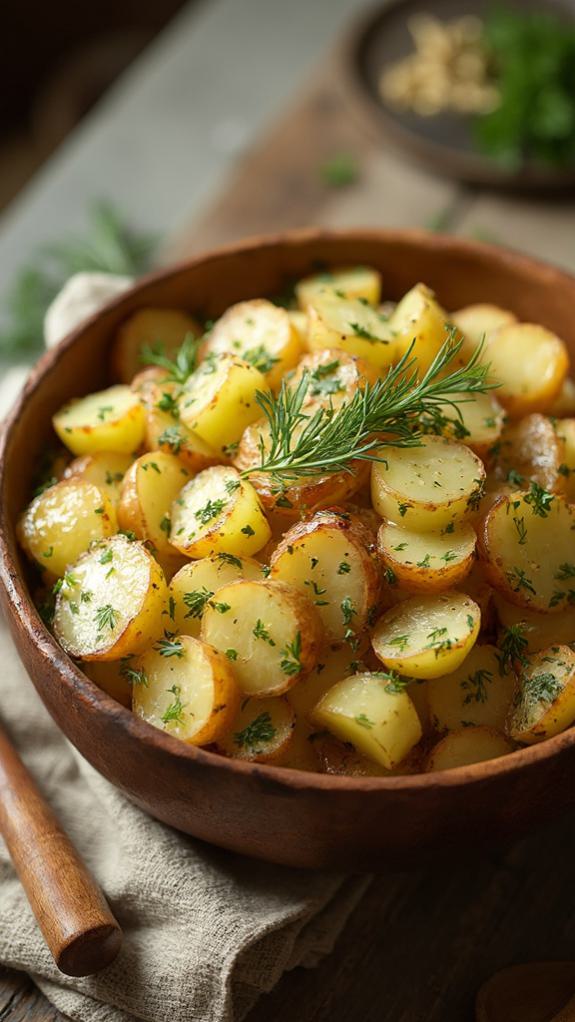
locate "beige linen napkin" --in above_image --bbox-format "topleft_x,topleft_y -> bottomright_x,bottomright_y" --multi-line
0,273 -> 369,1022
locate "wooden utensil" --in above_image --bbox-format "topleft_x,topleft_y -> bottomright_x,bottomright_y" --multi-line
476,962 -> 575,1022
0,719 -> 122,976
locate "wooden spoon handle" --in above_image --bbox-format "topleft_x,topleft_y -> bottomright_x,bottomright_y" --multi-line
0,720 -> 122,976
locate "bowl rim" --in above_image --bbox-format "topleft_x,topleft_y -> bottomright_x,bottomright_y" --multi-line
3,224 -> 575,794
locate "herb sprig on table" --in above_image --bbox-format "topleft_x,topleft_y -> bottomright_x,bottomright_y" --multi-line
243,332 -> 494,484
0,202 -> 156,362
478,6 -> 575,168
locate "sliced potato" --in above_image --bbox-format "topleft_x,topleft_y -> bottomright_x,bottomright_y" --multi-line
296,266 -> 382,310
170,465 -> 270,558
137,376 -> 219,473
494,594 -> 575,654
53,384 -> 146,456
178,353 -> 269,456
371,591 -> 480,679
53,535 -> 167,660
216,696 -> 295,762
167,553 -> 264,637
422,390 -> 505,460
235,417 -> 367,514
112,307 -> 201,384
82,660 -> 132,708
390,283 -> 450,373
132,634 -> 239,745
118,451 -> 190,556
492,414 -> 566,494
288,640 -> 372,719
203,299 -> 302,390
18,479 -> 117,577
555,417 -> 575,501
450,303 -> 517,358
483,323 -> 569,417
270,510 -> 380,643
200,579 -> 323,697
307,291 -> 396,371
312,672 -> 422,769
286,349 -> 377,413
371,436 -> 485,531
377,521 -> 476,593
507,645 -> 575,744
427,644 -> 514,732
426,726 -> 514,771
548,377 -> 575,418
479,490 -> 575,614
63,451 -> 133,505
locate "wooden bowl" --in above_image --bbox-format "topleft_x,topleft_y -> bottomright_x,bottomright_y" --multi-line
2,228 -> 575,871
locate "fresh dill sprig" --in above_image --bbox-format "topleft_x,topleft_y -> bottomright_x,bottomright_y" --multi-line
244,332 -> 493,483
140,332 -> 201,384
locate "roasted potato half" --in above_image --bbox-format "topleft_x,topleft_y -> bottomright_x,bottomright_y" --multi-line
168,553 -> 264,637
215,696 -> 295,763
18,479 -> 117,578
296,266 -> 382,309
371,436 -> 485,532
494,594 -> 575,655
287,640 -> 373,719
484,323 -> 569,417
286,349 -> 378,414
371,591 -> 480,679
270,510 -> 381,643
427,643 -> 514,732
112,307 -> 201,383
307,291 -> 396,371
53,535 -> 168,660
492,414 -> 566,494
421,390 -> 505,461
118,451 -> 190,556
170,465 -> 271,559
377,521 -> 476,593
203,299 -> 302,390
136,376 -> 218,473
82,659 -> 133,708
312,672 -> 422,769
178,353 -> 269,456
479,490 -> 575,614
132,635 -> 240,745
201,579 -> 323,697
64,451 -> 134,505
53,384 -> 146,456
425,726 -> 514,771
450,303 -> 517,359
390,283 -> 450,373
507,645 -> 575,744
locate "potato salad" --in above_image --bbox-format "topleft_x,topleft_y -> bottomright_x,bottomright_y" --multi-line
18,265 -> 575,775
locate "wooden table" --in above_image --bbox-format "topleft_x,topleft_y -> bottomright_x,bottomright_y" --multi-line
4,23 -> 575,1022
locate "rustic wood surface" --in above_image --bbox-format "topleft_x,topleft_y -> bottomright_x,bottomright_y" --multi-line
3,39 -> 575,1022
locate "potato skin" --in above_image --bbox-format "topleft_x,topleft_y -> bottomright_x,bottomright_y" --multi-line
492,414 -> 566,494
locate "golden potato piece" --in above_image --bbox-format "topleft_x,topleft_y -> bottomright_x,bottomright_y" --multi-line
178,353 -> 269,456
371,436 -> 485,532
64,451 -> 133,505
286,349 -> 377,414
371,591 -> 480,679
201,579 -> 323,697
312,672 -> 422,769
216,696 -> 295,763
483,323 -> 568,417
307,291 -> 396,371
54,384 -> 146,456
270,510 -> 381,643
82,660 -> 132,708
168,553 -> 264,637
112,307 -> 201,384
136,375 -> 218,473
118,451 -> 190,556
425,726 -> 514,771
132,635 -> 239,745
53,535 -> 168,660
390,283 -> 450,373
492,414 -> 566,494
555,417 -> 575,501
204,299 -> 302,390
170,465 -> 271,559
494,594 -> 575,655
422,390 -> 505,460
377,521 -> 476,593
507,645 -> 575,744
548,377 -> 575,418
427,643 -> 514,732
451,303 -> 517,358
18,478 -> 117,578
235,417 -> 368,515
288,640 -> 373,720
296,266 -> 382,309
479,489 -> 575,614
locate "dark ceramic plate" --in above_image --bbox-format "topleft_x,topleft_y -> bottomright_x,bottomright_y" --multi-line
344,0 -> 575,191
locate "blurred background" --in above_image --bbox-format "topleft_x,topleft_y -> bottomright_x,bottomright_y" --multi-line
1,0 -> 575,368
